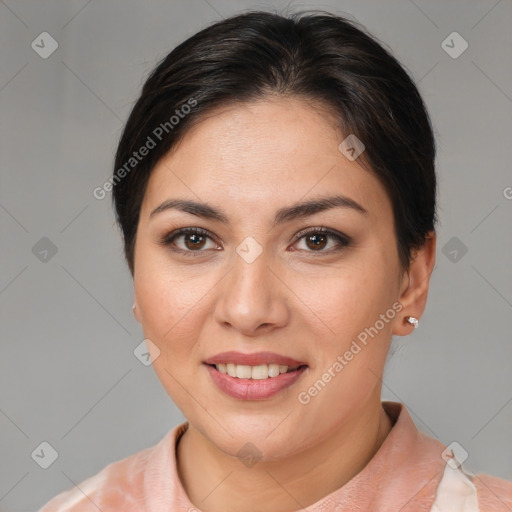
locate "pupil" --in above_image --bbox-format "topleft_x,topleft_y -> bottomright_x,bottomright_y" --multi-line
307,234 -> 327,250
186,234 -> 205,250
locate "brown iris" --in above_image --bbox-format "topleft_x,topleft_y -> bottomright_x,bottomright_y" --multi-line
305,233 -> 328,251
184,233 -> 207,250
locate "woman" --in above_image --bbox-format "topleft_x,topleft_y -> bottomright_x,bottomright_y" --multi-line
40,9 -> 512,511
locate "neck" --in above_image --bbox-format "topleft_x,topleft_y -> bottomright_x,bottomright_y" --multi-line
176,398 -> 393,512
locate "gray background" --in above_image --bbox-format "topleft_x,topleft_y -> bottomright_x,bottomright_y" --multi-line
1,0 -> 511,510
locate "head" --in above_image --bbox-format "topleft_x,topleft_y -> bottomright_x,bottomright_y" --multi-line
112,10 -> 437,459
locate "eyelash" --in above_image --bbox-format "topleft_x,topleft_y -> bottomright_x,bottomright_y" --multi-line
159,226 -> 351,258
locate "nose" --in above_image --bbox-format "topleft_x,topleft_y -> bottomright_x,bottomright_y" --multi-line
214,246 -> 290,336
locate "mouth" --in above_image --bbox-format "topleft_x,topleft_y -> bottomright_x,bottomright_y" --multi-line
203,363 -> 309,400
205,362 -> 308,379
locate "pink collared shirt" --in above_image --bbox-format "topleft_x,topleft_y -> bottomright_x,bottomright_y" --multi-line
39,401 -> 512,511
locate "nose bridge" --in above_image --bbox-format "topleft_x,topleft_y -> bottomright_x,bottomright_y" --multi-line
229,239 -> 274,304
216,238 -> 288,332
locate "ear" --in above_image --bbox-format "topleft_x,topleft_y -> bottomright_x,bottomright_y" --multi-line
393,231 -> 436,336
132,295 -> 142,324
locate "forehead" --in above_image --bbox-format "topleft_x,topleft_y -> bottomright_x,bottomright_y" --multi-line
141,97 -> 392,222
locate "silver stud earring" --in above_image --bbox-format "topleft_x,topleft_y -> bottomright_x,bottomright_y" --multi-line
405,316 -> 419,329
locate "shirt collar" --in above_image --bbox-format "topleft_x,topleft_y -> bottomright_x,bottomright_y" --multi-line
144,401 -> 446,511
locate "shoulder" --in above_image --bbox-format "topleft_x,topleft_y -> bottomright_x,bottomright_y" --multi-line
430,462 -> 512,512
473,472 -> 512,510
383,403 -> 512,511
38,444 -> 155,511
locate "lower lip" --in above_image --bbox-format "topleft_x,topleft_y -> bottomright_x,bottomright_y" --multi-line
204,364 -> 308,400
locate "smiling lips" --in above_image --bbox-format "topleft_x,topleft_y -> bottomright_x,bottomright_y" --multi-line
203,351 -> 308,400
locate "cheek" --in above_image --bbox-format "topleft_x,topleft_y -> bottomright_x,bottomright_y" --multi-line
134,263 -> 207,357
134,266 -> 209,406
293,267 -> 394,420
293,260 -> 392,344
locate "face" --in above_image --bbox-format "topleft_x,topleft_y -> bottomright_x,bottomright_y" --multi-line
133,97 -> 409,459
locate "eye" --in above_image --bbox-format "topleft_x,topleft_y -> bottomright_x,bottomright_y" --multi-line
292,226 -> 351,254
159,227 -> 220,257
159,226 -> 351,257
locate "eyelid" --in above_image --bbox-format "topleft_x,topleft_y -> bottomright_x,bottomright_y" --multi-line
159,227 -> 220,251
292,225 -> 349,243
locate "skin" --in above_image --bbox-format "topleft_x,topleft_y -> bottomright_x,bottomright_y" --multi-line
132,96 -> 436,512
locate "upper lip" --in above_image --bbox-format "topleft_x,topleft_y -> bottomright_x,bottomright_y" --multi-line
203,351 -> 307,367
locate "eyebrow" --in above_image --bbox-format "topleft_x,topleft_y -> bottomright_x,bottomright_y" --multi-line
149,195 -> 368,226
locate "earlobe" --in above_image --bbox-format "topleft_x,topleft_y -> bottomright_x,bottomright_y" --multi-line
132,299 -> 142,324
393,232 -> 436,337
404,315 -> 419,329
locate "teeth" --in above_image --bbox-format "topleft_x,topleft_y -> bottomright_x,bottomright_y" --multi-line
214,363 -> 301,379
268,364 -> 280,378
236,364 -> 252,379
